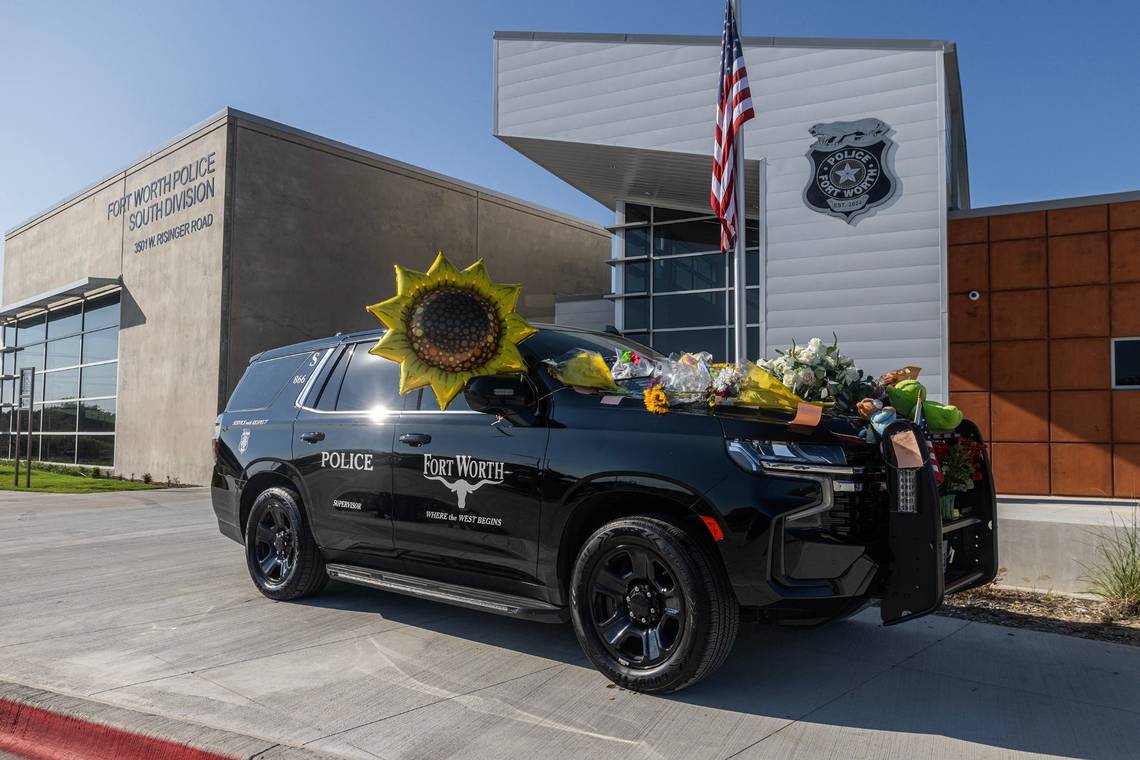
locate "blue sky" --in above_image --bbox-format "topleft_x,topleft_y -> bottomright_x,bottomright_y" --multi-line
2,0 -> 1138,260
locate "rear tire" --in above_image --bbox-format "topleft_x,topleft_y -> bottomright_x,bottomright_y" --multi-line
569,516 -> 738,693
244,486 -> 328,601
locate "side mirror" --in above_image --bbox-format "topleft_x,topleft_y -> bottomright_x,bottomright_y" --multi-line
464,375 -> 537,426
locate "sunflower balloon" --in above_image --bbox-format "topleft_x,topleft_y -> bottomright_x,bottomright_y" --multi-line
366,252 -> 538,410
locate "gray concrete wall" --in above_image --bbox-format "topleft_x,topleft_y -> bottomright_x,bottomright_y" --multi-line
4,177 -> 125,305
222,117 -> 610,399
115,124 -> 227,485
996,500 -> 1139,594
2,115 -> 229,487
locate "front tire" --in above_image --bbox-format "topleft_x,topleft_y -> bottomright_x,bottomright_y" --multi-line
244,486 -> 328,600
569,516 -> 738,693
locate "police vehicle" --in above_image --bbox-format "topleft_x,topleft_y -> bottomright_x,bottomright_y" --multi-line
212,325 -> 996,693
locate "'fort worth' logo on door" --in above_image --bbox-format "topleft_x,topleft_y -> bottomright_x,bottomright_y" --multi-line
803,117 -> 898,224
422,454 -> 505,509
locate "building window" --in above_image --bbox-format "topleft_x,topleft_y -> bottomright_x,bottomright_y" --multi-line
1113,337 -> 1140,389
612,204 -> 759,362
1,292 -> 120,467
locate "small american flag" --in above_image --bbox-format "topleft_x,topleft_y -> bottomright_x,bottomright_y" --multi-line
710,0 -> 755,253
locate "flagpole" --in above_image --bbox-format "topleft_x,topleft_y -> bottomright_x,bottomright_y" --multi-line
732,0 -> 748,364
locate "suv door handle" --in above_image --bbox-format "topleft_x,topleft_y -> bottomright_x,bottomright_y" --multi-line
399,433 -> 431,447
300,431 -> 325,443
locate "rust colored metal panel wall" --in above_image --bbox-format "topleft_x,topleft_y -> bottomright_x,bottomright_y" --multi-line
948,198 -> 1140,498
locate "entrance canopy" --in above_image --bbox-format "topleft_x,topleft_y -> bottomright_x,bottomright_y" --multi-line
0,277 -> 122,322
499,136 -> 761,217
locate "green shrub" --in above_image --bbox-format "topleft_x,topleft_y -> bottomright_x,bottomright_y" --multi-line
1084,507 -> 1140,620
142,472 -> 153,484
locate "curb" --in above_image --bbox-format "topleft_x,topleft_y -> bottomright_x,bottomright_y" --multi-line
0,681 -> 340,760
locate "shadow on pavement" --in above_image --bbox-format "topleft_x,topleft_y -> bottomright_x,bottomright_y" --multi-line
302,581 -> 1140,760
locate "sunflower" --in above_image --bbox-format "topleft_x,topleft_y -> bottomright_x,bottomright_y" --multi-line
366,252 -> 538,410
643,384 -> 670,415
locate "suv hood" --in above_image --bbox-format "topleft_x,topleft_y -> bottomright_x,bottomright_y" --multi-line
713,405 -> 869,448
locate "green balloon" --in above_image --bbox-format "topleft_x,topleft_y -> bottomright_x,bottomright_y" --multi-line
886,379 -> 926,418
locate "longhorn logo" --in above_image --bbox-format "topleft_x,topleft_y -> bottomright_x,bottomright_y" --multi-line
422,475 -> 502,509
422,454 -> 505,509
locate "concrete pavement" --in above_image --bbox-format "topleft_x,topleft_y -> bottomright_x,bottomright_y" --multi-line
1,487 -> 1138,760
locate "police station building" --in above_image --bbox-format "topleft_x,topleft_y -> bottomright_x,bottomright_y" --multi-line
0,109 -> 610,485
3,33 -> 1140,499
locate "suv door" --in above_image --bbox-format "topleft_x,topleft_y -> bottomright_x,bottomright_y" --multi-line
391,383 -> 548,595
294,342 -> 405,564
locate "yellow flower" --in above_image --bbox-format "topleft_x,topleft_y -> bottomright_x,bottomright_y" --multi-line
643,384 -> 670,415
366,252 -> 537,410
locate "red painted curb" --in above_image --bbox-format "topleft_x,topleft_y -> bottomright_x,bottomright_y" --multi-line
0,698 -> 235,760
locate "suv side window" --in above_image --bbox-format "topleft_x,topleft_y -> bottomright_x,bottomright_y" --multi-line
313,346 -> 351,411
227,352 -> 317,412
333,344 -> 401,413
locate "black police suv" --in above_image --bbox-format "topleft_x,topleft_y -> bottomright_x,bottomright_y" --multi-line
212,324 -> 997,693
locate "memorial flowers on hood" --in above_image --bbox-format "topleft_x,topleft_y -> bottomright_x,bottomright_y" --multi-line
758,335 -> 874,414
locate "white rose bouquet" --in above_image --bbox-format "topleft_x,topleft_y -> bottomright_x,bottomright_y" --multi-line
758,335 -> 876,413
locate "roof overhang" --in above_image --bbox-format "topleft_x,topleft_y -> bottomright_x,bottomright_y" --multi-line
0,277 -> 122,321
499,136 -> 761,217
494,31 -> 970,213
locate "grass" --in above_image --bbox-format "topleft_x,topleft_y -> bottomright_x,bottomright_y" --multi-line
1084,507 -> 1140,620
0,463 -> 163,494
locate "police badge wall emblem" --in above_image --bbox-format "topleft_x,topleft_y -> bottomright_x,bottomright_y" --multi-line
803,118 -> 898,224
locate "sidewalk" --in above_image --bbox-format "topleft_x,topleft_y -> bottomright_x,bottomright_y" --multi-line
1,488 -> 1138,759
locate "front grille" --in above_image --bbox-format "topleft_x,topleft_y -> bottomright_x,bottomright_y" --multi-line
820,449 -> 889,544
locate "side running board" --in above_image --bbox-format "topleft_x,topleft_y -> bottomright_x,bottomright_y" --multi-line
325,564 -> 568,624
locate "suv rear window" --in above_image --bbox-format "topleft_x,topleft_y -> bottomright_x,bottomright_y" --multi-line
227,352 -> 317,412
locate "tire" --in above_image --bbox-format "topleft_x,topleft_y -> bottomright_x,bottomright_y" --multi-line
244,486 -> 328,601
568,515 -> 738,693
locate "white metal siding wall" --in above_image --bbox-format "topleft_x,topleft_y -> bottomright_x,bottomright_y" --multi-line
497,39 -> 949,399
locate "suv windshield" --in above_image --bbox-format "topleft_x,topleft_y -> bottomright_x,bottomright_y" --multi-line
521,330 -> 662,390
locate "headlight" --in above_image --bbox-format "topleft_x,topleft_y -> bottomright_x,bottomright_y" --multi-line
726,439 -> 848,474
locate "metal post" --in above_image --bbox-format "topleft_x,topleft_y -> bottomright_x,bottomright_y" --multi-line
731,0 -> 748,364
12,393 -> 20,488
24,371 -> 33,489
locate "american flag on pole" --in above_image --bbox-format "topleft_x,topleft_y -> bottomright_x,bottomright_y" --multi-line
710,0 -> 755,253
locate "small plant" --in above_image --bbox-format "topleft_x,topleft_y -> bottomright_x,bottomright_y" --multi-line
142,472 -> 153,484
1083,507 -> 1140,620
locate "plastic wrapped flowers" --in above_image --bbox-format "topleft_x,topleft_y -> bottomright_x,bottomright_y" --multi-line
610,349 -> 653,381
539,336 -> 963,437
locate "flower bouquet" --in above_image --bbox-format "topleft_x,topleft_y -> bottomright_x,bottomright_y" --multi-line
932,438 -> 984,520
757,336 -> 877,415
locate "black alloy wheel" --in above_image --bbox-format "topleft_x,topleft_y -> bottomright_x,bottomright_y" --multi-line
252,498 -> 298,589
244,486 -> 328,601
569,516 -> 739,693
588,542 -> 687,668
